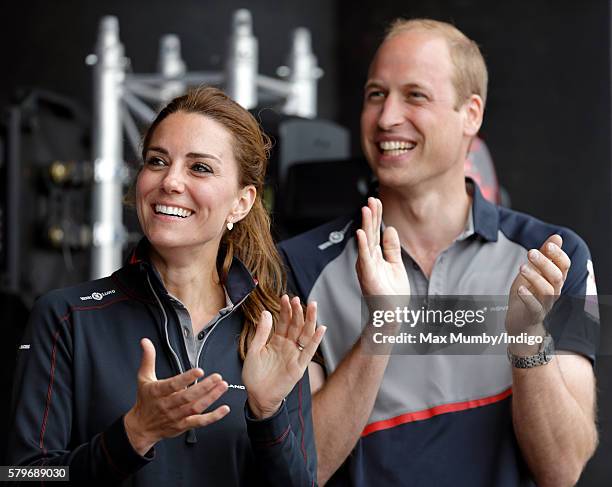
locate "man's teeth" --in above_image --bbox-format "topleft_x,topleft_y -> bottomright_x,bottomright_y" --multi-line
155,204 -> 192,218
379,140 -> 416,155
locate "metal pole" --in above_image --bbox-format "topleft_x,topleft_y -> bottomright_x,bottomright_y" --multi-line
257,74 -> 292,97
158,34 -> 186,104
283,28 -> 322,118
121,106 -> 142,158
90,16 -> 127,279
225,9 -> 258,109
122,91 -> 157,123
127,71 -> 225,85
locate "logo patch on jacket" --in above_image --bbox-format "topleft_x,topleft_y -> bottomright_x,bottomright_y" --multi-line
80,289 -> 116,301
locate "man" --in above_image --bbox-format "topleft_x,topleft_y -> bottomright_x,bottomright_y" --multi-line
279,19 -> 599,487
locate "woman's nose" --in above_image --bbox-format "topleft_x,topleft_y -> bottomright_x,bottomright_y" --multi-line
161,170 -> 185,193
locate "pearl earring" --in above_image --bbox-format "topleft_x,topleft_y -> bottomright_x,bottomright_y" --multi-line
227,221 -> 234,231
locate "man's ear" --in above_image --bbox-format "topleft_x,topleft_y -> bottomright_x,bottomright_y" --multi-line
462,94 -> 484,137
229,185 -> 257,224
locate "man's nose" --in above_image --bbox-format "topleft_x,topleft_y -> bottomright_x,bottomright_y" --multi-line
378,94 -> 405,130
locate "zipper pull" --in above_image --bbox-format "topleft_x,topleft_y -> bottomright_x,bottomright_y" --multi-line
186,428 -> 198,444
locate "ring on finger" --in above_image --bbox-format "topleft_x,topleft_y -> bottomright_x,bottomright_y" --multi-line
296,339 -> 305,352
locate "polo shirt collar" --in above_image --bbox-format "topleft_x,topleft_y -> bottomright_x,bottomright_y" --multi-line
373,178 -> 499,243
469,178 -> 499,242
455,207 -> 474,242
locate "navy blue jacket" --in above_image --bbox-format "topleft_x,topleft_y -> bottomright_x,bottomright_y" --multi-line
8,243 -> 317,486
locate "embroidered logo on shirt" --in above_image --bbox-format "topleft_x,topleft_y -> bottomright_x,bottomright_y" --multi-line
80,289 -> 116,301
228,384 -> 246,390
318,221 -> 353,250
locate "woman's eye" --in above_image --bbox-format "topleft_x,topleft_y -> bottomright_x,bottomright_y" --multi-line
191,162 -> 213,174
145,156 -> 166,167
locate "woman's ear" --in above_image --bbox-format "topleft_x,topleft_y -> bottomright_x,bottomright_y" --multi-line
229,185 -> 257,224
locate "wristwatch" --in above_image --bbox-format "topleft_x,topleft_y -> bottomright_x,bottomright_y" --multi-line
507,334 -> 555,368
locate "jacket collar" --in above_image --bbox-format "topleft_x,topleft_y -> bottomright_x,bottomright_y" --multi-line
126,238 -> 257,304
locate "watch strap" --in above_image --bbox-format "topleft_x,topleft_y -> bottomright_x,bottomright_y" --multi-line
507,334 -> 555,368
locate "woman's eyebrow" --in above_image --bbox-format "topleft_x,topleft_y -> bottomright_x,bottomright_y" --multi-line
185,152 -> 222,162
145,146 -> 222,162
146,146 -> 168,154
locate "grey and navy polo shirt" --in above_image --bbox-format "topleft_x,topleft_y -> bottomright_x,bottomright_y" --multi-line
279,182 -> 599,487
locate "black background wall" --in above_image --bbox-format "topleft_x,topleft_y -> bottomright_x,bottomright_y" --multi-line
1,0 -> 611,484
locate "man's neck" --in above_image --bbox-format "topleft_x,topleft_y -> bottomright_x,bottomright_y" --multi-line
379,177 -> 471,277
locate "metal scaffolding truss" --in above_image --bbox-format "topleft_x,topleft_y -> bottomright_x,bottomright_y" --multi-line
88,9 -> 323,279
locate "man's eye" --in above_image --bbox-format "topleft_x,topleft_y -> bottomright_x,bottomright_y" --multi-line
191,163 -> 213,174
409,91 -> 426,99
366,90 -> 385,100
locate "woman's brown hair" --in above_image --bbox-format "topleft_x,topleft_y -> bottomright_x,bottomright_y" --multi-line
141,86 -> 285,360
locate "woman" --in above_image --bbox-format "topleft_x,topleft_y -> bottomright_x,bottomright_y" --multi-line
8,87 -> 325,486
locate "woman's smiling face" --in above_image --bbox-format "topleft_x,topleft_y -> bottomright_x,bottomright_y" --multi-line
136,111 -> 244,254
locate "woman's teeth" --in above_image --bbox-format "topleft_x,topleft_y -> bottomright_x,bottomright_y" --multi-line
154,204 -> 192,218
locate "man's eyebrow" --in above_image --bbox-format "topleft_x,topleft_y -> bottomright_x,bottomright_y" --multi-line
364,80 -> 384,90
402,82 -> 429,91
364,80 -> 430,91
145,146 -> 222,162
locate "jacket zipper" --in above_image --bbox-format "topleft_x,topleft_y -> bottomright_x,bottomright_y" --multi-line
194,292 -> 250,372
146,273 -> 185,375
154,286 -> 251,446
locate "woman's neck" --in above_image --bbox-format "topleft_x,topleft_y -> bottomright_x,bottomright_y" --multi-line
149,245 -> 226,321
